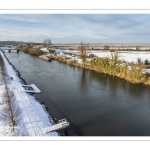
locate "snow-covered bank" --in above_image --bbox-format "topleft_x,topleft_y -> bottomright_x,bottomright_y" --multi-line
88,51 -> 150,64
50,49 -> 150,85
55,49 -> 150,64
54,50 -> 150,74
0,51 -> 58,136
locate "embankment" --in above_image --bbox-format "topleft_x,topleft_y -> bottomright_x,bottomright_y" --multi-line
3,52 -> 76,136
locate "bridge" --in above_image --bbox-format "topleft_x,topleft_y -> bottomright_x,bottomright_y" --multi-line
0,47 -> 20,53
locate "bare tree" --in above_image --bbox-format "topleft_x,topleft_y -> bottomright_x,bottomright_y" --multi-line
136,46 -> 140,50
27,43 -> 33,48
0,53 -> 21,135
1,98 -> 21,127
104,45 -> 110,50
78,41 -> 89,67
42,39 -> 52,48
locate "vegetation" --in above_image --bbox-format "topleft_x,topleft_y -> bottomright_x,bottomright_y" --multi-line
19,39 -> 52,55
145,59 -> 150,65
136,46 -> 140,50
104,45 -> 110,50
29,47 -> 44,56
89,53 -> 146,84
78,41 -> 88,67
19,44 -> 44,56
41,39 -> 52,48
0,54 -> 21,135
51,49 -> 149,85
18,41 -> 150,86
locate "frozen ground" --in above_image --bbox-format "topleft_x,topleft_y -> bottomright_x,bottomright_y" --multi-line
55,50 -> 150,74
88,50 -> 150,64
0,51 -> 58,136
57,49 -> 150,64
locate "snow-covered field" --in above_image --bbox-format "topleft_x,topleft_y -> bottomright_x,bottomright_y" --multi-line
56,49 -> 150,64
88,50 -> 150,64
0,52 -> 58,136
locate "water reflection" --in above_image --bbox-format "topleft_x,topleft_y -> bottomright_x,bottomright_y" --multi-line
88,69 -> 150,103
80,69 -> 88,93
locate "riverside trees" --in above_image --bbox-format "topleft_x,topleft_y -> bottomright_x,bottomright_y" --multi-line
20,43 -> 44,56
76,42 -> 146,84
89,52 -> 146,84
41,39 -> 52,48
78,41 -> 89,67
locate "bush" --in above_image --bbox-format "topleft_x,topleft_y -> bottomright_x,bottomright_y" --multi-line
22,46 -> 29,53
104,45 -> 110,50
88,54 -> 95,58
110,50 -> 114,52
29,48 -> 44,56
145,59 -> 149,65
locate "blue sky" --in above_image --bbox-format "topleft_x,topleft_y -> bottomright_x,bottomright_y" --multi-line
0,14 -> 150,44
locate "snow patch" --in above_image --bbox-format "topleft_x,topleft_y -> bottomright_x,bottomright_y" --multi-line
0,51 -> 58,136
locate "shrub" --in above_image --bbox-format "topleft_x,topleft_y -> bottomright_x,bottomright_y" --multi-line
137,58 -> 142,64
145,59 -> 149,65
104,45 -> 110,50
110,50 -> 114,52
88,54 -> 95,58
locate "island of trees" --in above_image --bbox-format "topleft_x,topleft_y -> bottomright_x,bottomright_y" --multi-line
16,39 -> 150,86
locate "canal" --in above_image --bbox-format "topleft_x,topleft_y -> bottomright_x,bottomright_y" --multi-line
4,51 -> 150,136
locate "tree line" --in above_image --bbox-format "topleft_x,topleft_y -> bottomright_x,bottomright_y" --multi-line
18,39 -> 52,56
77,41 -> 148,84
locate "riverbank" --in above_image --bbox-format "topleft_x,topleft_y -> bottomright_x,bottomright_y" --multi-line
5,51 -> 150,136
2,51 -> 76,136
19,45 -> 150,85
48,52 -> 150,86
0,51 -> 60,136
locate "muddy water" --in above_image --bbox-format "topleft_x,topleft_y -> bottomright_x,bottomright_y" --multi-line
5,51 -> 150,136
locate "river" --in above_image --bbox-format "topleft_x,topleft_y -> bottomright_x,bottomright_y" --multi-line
4,50 -> 150,136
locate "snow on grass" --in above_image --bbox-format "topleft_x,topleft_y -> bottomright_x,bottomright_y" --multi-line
88,50 -> 150,64
0,51 -> 58,136
56,50 -> 150,73
62,49 -> 150,64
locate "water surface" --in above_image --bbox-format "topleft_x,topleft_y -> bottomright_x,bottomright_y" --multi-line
5,51 -> 150,136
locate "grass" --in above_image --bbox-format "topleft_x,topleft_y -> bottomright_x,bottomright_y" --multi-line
50,53 -> 150,86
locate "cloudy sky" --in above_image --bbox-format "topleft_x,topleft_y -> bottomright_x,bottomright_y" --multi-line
0,14 -> 150,44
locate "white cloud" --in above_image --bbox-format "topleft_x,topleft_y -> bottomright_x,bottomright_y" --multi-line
0,14 -> 150,43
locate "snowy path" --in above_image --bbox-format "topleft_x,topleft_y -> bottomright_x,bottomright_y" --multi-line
0,52 -> 58,136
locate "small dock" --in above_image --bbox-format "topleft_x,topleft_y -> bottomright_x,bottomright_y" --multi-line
21,84 -> 41,94
42,119 -> 69,134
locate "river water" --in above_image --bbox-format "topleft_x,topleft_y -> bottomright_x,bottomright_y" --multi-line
4,51 -> 150,136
